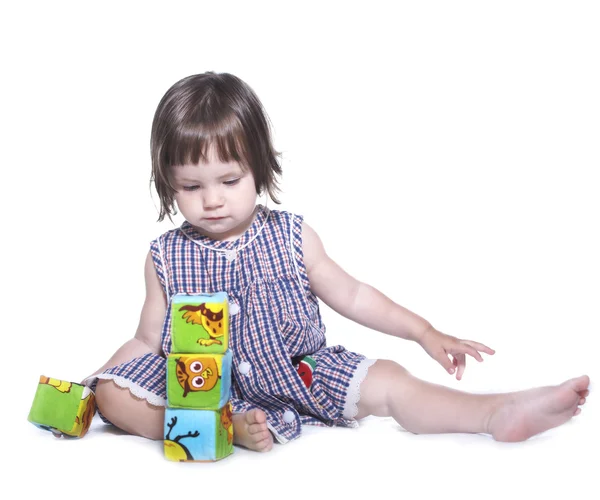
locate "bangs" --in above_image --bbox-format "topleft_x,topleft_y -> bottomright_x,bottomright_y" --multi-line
163,113 -> 250,169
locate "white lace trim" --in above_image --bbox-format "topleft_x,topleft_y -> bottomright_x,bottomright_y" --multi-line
85,374 -> 167,407
342,358 -> 377,420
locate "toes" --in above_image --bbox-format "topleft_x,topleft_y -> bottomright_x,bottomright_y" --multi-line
256,436 -> 273,452
245,408 -> 267,426
248,423 -> 269,436
574,407 -> 581,416
567,375 -> 590,392
579,397 -> 586,405
248,424 -> 270,441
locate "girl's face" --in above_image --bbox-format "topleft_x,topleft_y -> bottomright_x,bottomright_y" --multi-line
170,150 -> 258,241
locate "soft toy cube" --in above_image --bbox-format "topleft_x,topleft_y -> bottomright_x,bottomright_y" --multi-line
28,375 -> 96,438
164,404 -> 234,462
166,350 -> 232,409
171,292 -> 229,354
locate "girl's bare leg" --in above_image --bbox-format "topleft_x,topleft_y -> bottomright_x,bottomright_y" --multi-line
355,360 -> 590,441
95,380 -> 164,439
95,379 -> 273,450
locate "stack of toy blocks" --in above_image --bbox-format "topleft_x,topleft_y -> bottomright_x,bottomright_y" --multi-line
164,292 -> 234,462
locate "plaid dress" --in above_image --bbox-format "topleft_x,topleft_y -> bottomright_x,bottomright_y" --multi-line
95,205 -> 366,443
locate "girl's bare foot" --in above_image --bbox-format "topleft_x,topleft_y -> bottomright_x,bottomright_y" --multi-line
487,375 -> 590,442
232,408 -> 274,452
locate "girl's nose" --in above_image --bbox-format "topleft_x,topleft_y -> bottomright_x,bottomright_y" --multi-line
203,188 -> 224,209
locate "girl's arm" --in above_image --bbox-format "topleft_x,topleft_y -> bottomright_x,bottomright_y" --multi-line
84,251 -> 167,379
302,222 -> 494,379
302,222 -> 430,342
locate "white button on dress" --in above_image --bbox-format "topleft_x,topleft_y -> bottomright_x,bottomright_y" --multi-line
238,361 -> 251,375
229,303 -> 240,315
283,410 -> 295,423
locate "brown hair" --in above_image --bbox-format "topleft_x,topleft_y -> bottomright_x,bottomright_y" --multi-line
150,72 -> 282,221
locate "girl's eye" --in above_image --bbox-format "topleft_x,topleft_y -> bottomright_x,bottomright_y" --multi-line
183,185 -> 199,191
223,178 -> 240,186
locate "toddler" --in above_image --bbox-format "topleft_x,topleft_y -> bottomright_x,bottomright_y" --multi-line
85,72 -> 589,452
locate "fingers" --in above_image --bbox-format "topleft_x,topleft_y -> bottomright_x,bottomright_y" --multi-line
462,340 -> 496,355
436,350 -> 466,380
426,330 -> 495,378
438,351 -> 465,380
444,339 -> 493,379
434,349 -> 456,375
449,342 -> 484,362
450,340 -> 496,362
453,353 -> 466,380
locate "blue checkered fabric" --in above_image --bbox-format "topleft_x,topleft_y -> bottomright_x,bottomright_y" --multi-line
98,205 -> 365,443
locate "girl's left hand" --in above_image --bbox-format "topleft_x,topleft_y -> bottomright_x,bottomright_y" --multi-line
417,326 -> 495,380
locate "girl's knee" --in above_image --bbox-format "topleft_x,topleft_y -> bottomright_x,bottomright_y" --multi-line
371,359 -> 409,379
355,359 -> 409,418
95,379 -> 164,440
94,379 -> 124,426
94,379 -> 120,419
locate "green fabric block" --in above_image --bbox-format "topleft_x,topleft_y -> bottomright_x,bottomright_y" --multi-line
28,376 -> 96,437
29,379 -> 83,430
171,292 -> 229,354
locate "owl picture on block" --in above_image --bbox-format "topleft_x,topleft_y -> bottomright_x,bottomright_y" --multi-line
171,292 -> 229,354
166,351 -> 233,409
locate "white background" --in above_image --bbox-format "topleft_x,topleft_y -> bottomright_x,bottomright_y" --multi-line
2,1 -> 598,499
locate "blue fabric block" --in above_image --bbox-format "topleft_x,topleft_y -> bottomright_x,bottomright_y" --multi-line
164,407 -> 233,461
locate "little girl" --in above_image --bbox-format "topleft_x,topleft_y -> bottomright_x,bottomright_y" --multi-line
85,71 -> 590,452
